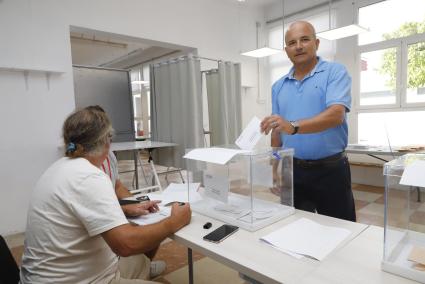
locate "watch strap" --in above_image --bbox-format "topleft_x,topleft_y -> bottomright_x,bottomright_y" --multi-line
290,121 -> 299,135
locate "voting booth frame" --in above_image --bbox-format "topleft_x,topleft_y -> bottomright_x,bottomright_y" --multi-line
382,153 -> 425,283
185,147 -> 295,231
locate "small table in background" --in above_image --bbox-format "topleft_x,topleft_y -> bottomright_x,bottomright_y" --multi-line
111,141 -> 178,189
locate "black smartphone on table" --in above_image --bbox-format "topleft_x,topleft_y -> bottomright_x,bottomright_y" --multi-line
203,224 -> 239,243
119,199 -> 140,206
119,196 -> 150,206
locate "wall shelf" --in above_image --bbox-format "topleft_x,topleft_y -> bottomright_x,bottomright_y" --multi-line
0,66 -> 65,90
0,66 -> 65,74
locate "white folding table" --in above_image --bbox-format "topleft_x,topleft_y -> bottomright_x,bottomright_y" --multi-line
111,141 -> 179,190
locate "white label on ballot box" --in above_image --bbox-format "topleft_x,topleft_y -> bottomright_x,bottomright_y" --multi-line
203,166 -> 229,203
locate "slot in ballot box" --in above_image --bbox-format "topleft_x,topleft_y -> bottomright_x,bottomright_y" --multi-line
382,153 -> 425,283
184,146 -> 295,231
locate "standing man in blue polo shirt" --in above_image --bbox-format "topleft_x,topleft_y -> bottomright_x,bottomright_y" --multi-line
261,20 -> 356,222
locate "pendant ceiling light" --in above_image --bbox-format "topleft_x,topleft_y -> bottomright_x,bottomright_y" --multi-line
241,0 -> 285,58
316,1 -> 368,40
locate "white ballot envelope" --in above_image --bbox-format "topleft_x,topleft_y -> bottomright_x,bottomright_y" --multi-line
235,116 -> 263,151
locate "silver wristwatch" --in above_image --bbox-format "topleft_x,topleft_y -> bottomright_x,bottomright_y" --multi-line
289,120 -> 299,135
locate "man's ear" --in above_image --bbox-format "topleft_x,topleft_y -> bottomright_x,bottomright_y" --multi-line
315,38 -> 320,51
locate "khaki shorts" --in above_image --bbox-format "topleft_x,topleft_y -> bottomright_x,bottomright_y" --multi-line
110,254 -> 159,284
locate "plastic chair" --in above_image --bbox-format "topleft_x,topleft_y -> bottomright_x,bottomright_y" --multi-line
0,235 -> 20,284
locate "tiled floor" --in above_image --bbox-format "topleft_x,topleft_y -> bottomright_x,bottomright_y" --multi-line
6,158 -> 425,283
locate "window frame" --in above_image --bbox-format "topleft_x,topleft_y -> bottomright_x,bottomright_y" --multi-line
355,0 -> 425,146
357,33 -> 425,110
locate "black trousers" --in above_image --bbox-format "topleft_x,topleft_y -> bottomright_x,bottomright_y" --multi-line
293,153 -> 356,222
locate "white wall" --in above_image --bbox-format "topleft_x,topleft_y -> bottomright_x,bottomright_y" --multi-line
0,0 -> 267,235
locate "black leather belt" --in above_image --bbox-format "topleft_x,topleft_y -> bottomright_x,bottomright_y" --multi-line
294,151 -> 346,167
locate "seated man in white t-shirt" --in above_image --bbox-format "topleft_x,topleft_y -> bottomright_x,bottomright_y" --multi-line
20,107 -> 191,284
102,149 -> 167,277
101,149 -> 157,217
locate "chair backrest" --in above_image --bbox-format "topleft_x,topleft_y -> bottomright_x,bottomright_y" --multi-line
0,235 -> 20,284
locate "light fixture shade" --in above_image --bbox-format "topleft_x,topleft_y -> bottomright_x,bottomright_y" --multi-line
316,24 -> 368,40
241,47 -> 282,58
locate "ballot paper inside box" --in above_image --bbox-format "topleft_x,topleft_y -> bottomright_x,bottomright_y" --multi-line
382,153 -> 425,283
184,146 -> 294,231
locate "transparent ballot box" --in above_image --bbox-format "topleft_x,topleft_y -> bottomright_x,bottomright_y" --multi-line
382,153 -> 425,283
184,147 -> 295,231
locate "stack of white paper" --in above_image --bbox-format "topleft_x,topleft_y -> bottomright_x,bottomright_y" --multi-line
260,218 -> 351,261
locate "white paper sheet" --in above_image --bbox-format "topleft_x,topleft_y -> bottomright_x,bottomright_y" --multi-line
183,147 -> 250,165
400,160 -> 425,187
260,218 -> 351,261
235,116 -> 263,150
128,206 -> 171,226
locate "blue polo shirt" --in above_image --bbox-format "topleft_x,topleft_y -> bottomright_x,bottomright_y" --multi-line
272,57 -> 351,160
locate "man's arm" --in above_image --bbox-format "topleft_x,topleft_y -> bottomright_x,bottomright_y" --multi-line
261,104 -> 346,135
115,179 -> 160,217
271,129 -> 282,147
102,203 -> 191,257
290,104 -> 346,134
115,179 -> 133,199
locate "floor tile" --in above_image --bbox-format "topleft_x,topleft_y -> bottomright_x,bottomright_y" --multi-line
356,212 -> 384,227
153,240 -> 204,275
352,190 -> 382,203
352,184 -> 384,194
163,257 -> 245,284
358,203 -> 385,217
354,199 -> 369,210
409,211 -> 425,228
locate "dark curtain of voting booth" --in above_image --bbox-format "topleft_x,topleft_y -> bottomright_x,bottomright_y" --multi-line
73,66 -> 135,142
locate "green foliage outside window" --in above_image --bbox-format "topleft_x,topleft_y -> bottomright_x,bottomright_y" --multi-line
379,21 -> 425,90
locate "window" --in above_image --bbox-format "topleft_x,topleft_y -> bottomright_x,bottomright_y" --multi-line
357,0 -> 425,146
130,65 -> 151,139
358,0 -> 425,45
406,41 -> 425,103
360,48 -> 397,105
358,111 -> 425,146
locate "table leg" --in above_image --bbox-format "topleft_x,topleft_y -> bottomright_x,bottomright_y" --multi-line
148,149 -> 153,162
133,150 -> 139,188
188,248 -> 194,284
417,187 -> 422,203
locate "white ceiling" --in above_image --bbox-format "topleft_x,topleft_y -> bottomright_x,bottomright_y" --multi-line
220,0 -> 279,7
70,27 -> 194,69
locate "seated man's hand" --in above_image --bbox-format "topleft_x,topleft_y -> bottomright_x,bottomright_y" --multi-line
122,200 -> 161,217
168,203 -> 191,233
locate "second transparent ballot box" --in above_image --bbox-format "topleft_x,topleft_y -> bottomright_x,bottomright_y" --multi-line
382,153 -> 425,283
184,147 -> 295,231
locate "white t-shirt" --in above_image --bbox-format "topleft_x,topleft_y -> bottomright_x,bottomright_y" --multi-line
20,157 -> 129,284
